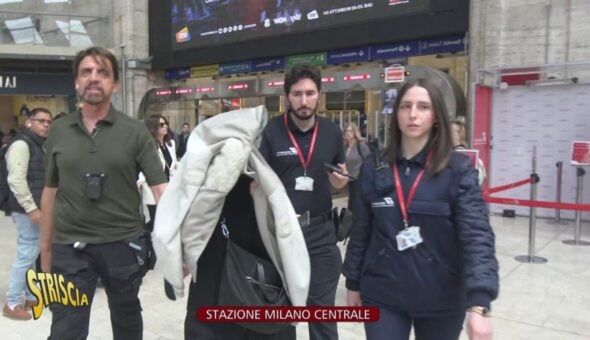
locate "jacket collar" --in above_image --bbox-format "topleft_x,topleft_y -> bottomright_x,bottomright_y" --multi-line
396,144 -> 430,167
68,106 -> 118,127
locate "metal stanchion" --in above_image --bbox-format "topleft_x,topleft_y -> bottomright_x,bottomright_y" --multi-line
120,45 -> 127,115
562,167 -> 590,246
515,147 -> 548,263
547,161 -> 568,225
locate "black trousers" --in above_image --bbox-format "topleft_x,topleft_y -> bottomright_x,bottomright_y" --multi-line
364,304 -> 465,340
48,237 -> 149,340
302,221 -> 343,340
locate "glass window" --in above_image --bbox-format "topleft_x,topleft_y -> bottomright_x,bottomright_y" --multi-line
56,19 -> 92,47
0,0 -> 113,47
4,16 -> 43,44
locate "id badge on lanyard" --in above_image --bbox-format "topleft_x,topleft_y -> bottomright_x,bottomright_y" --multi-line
284,114 -> 319,192
295,176 -> 314,191
396,226 -> 423,251
393,153 -> 431,252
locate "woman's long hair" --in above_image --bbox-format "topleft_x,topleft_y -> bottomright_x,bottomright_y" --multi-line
385,78 -> 453,174
344,122 -> 363,147
145,114 -> 174,146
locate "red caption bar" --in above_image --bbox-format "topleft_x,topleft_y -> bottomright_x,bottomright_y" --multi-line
196,306 -> 379,323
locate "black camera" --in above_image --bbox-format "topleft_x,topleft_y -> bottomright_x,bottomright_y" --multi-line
84,173 -> 106,200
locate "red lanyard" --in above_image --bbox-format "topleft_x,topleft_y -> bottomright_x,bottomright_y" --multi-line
283,113 -> 319,175
392,152 -> 432,228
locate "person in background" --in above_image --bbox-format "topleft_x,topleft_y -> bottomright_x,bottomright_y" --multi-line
40,46 -> 167,339
343,78 -> 499,340
260,63 -> 349,340
140,114 -> 177,232
2,108 -> 52,320
343,122 -> 370,214
451,120 -> 487,186
176,122 -> 190,159
19,104 -> 30,117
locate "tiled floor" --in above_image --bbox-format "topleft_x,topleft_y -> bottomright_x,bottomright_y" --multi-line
1,201 -> 589,339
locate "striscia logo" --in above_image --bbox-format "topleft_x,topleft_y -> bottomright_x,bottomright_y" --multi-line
371,197 -> 395,208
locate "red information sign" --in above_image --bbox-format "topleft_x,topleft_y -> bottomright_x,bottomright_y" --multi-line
571,141 -> 590,166
384,66 -> 405,83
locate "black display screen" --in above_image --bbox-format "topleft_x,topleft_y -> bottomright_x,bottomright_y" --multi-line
171,0 -> 428,50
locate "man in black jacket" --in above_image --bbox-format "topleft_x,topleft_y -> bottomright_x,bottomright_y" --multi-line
260,63 -> 349,340
176,122 -> 190,159
3,107 -> 52,320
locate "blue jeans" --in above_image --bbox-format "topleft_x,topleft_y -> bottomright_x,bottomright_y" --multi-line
7,212 -> 40,306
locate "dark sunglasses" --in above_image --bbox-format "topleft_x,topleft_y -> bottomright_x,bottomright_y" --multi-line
159,122 -> 168,127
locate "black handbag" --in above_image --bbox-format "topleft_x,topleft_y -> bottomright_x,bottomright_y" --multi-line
217,218 -> 291,334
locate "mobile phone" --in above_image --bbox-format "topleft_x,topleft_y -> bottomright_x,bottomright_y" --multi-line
323,163 -> 358,180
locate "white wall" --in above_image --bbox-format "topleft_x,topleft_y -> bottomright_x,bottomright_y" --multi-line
470,0 -> 590,75
489,83 -> 590,221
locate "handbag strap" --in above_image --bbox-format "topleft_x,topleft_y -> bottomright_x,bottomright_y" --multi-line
357,142 -> 365,160
256,262 -> 277,303
220,216 -> 282,303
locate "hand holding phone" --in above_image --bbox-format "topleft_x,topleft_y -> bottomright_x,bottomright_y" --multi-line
324,163 -> 357,180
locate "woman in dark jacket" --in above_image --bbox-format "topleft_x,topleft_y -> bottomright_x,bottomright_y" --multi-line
343,78 -> 499,340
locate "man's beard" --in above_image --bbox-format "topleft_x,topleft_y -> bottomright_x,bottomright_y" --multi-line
289,105 -> 316,121
80,86 -> 106,105
83,93 -> 106,105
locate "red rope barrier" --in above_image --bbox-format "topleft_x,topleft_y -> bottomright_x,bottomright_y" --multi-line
485,196 -> 590,211
479,177 -> 590,211
485,178 -> 533,194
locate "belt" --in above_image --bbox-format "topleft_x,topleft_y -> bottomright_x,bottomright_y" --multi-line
309,212 -> 333,226
299,211 -> 333,227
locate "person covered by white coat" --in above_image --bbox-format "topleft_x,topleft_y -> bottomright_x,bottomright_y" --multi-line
151,106 -> 310,323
